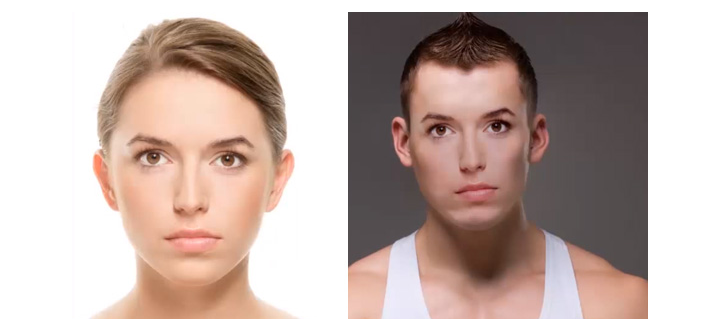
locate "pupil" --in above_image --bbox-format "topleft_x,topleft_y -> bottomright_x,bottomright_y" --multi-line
147,153 -> 158,164
223,155 -> 233,166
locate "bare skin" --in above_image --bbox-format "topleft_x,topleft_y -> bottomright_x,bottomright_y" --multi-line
93,69 -> 295,319
93,258 -> 294,319
349,61 -> 647,319
349,221 -> 647,319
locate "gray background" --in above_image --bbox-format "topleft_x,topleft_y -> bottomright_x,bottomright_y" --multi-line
348,12 -> 648,279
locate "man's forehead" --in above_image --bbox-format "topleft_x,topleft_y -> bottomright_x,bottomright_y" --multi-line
410,61 -> 527,116
414,60 -> 521,90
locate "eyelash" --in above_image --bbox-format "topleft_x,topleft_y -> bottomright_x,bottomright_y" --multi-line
215,152 -> 247,170
134,147 -> 159,161
133,148 -> 247,170
427,124 -> 453,139
486,120 -> 512,134
426,120 -> 512,139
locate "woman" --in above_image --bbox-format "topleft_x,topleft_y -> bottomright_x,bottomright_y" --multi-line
92,17 -> 295,318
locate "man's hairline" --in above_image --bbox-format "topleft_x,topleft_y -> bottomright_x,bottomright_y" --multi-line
401,59 -> 535,131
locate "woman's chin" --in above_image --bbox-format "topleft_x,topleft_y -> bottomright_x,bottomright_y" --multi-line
165,273 -> 222,287
149,259 -> 236,287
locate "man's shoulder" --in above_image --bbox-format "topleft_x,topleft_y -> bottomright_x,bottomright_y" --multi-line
348,245 -> 393,319
566,242 -> 648,319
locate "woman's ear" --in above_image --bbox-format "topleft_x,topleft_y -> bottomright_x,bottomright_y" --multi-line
529,114 -> 549,163
93,150 -> 119,211
391,117 -> 413,167
265,149 -> 295,212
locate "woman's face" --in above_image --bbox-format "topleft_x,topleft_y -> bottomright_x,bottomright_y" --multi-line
94,68 -> 291,286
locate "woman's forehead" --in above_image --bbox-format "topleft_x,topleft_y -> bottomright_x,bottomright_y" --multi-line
113,69 -> 268,149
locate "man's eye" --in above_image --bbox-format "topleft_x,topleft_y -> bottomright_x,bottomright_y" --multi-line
429,125 -> 453,138
487,121 -> 510,133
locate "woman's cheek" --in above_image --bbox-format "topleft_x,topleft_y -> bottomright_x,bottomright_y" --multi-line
211,167 -> 269,222
116,167 -> 174,247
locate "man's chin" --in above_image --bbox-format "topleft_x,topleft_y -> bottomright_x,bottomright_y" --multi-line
436,205 -> 507,231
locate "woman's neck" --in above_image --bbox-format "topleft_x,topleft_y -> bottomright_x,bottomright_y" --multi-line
416,202 -> 545,285
122,256 -> 262,319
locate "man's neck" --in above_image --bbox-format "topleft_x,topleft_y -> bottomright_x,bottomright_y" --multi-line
123,255 -> 262,319
416,202 -> 545,285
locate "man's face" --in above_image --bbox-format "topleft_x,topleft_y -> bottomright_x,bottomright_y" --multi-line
396,60 -> 546,230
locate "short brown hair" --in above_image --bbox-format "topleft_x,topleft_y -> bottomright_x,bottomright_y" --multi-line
98,18 -> 285,160
400,13 -> 537,126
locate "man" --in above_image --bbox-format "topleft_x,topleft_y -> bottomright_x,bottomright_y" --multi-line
349,13 -> 647,319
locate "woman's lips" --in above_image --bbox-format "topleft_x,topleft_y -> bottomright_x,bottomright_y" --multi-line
166,237 -> 220,253
165,228 -> 222,253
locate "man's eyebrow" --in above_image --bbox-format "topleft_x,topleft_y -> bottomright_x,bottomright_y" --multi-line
126,134 -> 254,149
482,107 -> 515,119
126,134 -> 173,147
208,136 -> 254,149
420,108 -> 515,123
421,113 -> 455,123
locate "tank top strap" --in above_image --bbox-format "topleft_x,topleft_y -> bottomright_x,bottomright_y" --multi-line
538,229 -> 585,319
381,231 -> 432,319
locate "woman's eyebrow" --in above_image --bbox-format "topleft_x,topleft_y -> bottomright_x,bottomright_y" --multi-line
208,136 -> 255,149
126,134 -> 172,147
126,134 -> 254,149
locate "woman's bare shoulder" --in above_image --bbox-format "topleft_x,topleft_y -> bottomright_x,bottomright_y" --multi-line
257,300 -> 297,319
90,300 -> 126,319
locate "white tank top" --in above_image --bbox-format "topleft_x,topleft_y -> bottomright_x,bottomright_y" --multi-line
381,229 -> 584,319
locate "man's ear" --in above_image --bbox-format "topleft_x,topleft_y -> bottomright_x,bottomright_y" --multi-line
529,114 -> 549,163
93,150 -> 118,211
391,117 -> 413,167
265,149 -> 295,212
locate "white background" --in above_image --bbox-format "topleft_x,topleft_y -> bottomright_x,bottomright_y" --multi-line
0,2 -> 347,319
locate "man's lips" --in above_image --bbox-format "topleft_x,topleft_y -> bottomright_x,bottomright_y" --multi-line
456,183 -> 498,202
455,183 -> 498,194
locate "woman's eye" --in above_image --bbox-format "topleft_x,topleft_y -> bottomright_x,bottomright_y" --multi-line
429,125 -> 453,138
139,151 -> 169,166
213,153 -> 244,168
487,121 -> 510,134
